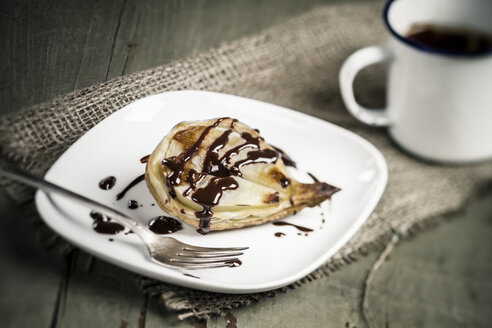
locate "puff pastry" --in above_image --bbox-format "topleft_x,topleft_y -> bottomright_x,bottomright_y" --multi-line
145,117 -> 339,234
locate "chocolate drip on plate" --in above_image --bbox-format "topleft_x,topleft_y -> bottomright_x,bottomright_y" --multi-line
99,176 -> 116,190
90,211 -> 125,235
116,174 -> 145,200
128,200 -> 139,209
273,221 -> 313,232
148,216 -> 183,234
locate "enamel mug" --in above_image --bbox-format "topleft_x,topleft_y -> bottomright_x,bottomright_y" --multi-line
339,0 -> 492,162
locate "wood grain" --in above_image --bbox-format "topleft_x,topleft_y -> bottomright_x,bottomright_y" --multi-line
0,0 -> 350,116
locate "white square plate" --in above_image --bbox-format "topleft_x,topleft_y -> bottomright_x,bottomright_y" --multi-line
35,91 -> 387,294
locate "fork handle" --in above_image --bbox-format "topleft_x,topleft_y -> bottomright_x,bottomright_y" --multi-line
0,159 -> 156,245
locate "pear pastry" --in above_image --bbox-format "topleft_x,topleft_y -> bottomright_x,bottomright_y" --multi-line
145,117 -> 340,234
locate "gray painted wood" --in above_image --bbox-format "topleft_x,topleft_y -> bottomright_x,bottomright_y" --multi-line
1,0 -> 352,116
0,188 -> 63,327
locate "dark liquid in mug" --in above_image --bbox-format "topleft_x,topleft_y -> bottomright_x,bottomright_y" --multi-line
406,23 -> 492,55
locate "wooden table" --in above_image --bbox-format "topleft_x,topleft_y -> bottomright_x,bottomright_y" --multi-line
1,1 -> 492,327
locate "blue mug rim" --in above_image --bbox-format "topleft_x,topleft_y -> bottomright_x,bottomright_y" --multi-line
383,0 -> 492,58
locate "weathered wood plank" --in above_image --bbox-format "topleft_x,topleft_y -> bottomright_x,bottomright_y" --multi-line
1,0 -> 353,116
368,192 -> 492,328
0,0 -> 126,115
53,255 -> 144,328
0,187 -> 63,328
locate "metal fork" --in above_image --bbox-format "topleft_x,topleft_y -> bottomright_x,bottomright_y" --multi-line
0,160 -> 248,270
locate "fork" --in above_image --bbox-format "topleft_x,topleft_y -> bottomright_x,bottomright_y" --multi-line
0,160 -> 248,270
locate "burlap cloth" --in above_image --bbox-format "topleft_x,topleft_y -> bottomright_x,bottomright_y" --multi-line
1,1 -> 492,320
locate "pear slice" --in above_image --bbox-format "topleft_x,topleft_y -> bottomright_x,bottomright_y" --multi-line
145,117 -> 339,234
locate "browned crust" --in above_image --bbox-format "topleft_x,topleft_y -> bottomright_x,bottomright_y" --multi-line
144,118 -> 341,232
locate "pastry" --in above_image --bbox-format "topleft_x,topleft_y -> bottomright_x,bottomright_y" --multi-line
145,117 -> 339,234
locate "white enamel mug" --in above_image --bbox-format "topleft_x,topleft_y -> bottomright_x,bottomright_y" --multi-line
339,0 -> 492,163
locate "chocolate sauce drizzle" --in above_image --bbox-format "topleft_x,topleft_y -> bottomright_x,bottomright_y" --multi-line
99,176 -> 116,190
274,232 -> 286,237
162,118 -> 226,190
148,216 -> 183,234
192,177 -> 239,234
307,172 -> 320,182
116,174 -> 145,200
161,117 -> 287,234
140,154 -> 150,163
90,211 -> 125,235
128,200 -> 139,209
272,145 -> 297,168
273,221 -> 313,232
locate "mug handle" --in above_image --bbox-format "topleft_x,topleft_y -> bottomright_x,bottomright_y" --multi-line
339,42 -> 393,126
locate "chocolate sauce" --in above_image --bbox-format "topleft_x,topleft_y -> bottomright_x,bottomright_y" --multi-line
274,232 -> 286,237
109,238 -> 114,242
227,259 -> 242,267
160,118 -> 296,234
148,216 -> 183,234
90,211 -> 125,234
192,177 -> 239,234
202,129 -> 232,177
273,221 -> 313,232
280,178 -> 291,188
116,174 -> 145,200
307,172 -> 320,182
233,148 -> 278,172
140,154 -> 150,163
99,176 -> 116,190
225,313 -> 237,328
200,130 -> 267,180
183,169 -> 204,197
128,200 -> 139,209
184,273 -> 200,279
162,118 -> 226,193
272,145 -> 297,168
